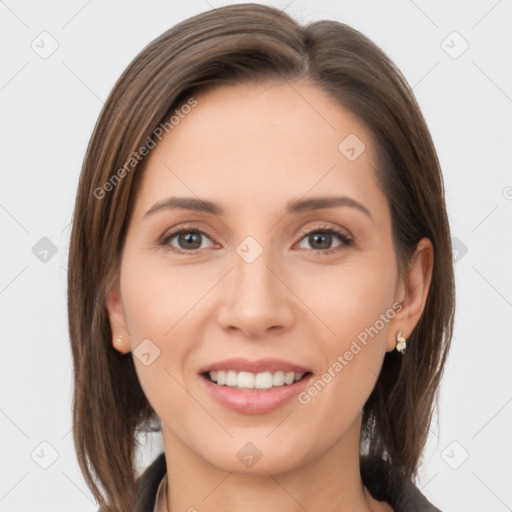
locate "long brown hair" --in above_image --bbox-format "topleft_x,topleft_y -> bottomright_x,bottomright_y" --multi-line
67,3 -> 455,510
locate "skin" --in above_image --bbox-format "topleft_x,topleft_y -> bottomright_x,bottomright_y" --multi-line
107,80 -> 433,512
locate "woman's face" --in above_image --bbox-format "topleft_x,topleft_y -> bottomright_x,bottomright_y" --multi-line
107,81 -> 428,474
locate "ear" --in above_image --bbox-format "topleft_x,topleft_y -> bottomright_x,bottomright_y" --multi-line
106,278 -> 131,354
387,237 -> 434,352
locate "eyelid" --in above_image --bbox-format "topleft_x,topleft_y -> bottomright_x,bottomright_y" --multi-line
295,223 -> 352,242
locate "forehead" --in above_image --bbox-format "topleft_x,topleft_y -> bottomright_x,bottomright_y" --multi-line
133,81 -> 385,219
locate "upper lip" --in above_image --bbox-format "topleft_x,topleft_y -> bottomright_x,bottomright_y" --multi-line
198,357 -> 312,374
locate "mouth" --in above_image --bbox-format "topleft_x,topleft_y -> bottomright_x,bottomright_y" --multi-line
201,369 -> 313,391
198,357 -> 314,414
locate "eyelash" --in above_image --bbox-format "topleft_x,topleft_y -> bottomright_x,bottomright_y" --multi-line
159,224 -> 354,256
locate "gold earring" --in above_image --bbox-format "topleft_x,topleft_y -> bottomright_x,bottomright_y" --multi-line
396,331 -> 406,354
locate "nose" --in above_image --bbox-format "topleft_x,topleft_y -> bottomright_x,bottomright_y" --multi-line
216,246 -> 295,339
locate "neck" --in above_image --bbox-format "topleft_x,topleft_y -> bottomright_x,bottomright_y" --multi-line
161,414 -> 386,512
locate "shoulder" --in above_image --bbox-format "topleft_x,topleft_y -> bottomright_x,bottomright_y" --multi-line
133,451 -> 443,512
360,455 -> 443,512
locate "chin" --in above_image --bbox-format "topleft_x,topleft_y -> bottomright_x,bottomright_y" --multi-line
197,436 -> 312,476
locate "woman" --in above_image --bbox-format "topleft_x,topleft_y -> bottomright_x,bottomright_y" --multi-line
67,3 -> 455,511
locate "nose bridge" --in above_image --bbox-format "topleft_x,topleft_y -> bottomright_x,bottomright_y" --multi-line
233,235 -> 279,305
217,233 -> 292,335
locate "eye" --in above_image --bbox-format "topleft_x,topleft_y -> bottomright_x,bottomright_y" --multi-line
160,224 -> 354,255
160,227 -> 216,253
296,225 -> 354,256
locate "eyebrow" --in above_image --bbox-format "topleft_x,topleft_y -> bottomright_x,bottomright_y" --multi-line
144,195 -> 372,219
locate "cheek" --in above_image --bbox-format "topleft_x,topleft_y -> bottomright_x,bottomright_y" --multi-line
118,254 -> 203,418
120,252 -> 207,341
297,260 -> 396,407
295,256 -> 397,343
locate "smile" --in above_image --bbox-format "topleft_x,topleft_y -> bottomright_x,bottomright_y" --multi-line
198,358 -> 314,414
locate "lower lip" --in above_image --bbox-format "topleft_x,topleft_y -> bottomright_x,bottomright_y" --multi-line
200,374 -> 313,415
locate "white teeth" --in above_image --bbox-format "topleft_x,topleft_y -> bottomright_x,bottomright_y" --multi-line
284,372 -> 295,385
237,371 -> 255,389
226,370 -> 238,386
254,371 -> 273,389
207,370 -> 308,390
272,371 -> 285,386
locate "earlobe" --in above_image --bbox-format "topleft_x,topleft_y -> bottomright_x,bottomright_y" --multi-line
388,238 -> 434,351
106,282 -> 131,354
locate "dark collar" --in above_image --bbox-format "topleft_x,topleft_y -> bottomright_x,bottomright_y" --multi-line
360,455 -> 441,511
133,452 -> 441,512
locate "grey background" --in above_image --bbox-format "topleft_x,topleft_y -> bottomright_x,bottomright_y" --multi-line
1,0 -> 511,510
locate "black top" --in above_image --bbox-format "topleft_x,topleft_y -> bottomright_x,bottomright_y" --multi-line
133,452 -> 442,512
